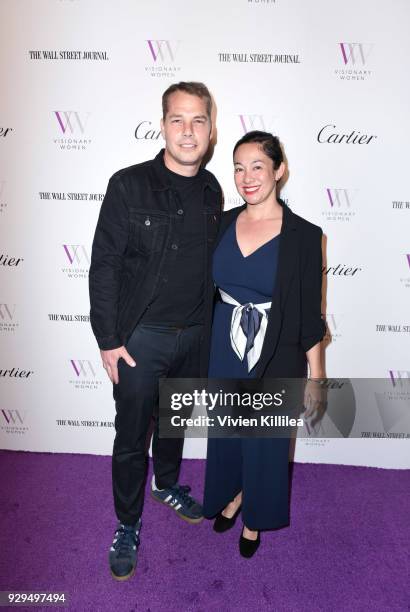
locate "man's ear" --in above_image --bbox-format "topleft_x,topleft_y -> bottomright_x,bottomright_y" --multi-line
160,117 -> 165,139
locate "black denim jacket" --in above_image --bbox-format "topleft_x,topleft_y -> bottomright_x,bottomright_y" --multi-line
89,150 -> 222,351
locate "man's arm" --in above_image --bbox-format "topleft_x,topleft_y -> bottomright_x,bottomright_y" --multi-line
89,174 -> 136,383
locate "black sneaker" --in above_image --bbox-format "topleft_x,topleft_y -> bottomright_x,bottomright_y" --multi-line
151,478 -> 203,524
109,519 -> 141,581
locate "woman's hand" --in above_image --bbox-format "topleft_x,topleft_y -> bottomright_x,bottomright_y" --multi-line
303,378 -> 328,426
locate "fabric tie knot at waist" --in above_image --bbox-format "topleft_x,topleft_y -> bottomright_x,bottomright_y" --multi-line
219,288 -> 271,372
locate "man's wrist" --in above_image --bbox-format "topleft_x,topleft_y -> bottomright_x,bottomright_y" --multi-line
96,334 -> 123,351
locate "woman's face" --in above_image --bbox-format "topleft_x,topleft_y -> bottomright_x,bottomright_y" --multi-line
233,142 -> 284,206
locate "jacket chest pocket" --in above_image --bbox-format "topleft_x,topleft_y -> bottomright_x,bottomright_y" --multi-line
205,211 -> 219,244
129,211 -> 169,255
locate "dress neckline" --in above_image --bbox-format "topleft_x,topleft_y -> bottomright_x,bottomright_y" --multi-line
234,220 -> 280,259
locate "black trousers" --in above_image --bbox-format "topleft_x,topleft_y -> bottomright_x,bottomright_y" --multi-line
112,323 -> 202,525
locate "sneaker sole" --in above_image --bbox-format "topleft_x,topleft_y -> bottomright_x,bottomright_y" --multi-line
110,565 -> 136,581
150,491 -> 204,524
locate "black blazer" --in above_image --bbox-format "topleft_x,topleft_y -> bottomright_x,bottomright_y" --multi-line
200,201 -> 326,378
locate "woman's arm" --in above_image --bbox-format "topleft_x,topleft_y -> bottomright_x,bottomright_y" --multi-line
300,226 -> 326,359
302,227 -> 327,416
306,341 -> 325,379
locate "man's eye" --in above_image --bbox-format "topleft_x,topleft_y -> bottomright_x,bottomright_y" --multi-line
234,167 -> 243,173
172,119 -> 181,123
194,119 -> 205,124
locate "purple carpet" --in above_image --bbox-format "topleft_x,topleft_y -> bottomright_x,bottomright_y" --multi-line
0,451 -> 409,612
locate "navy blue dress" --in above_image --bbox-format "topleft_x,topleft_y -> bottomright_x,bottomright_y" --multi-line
203,220 -> 291,530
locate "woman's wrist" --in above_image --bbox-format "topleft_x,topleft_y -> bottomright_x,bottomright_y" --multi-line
308,370 -> 326,380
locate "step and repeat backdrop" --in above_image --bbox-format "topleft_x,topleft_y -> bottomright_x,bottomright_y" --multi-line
1,0 -> 409,468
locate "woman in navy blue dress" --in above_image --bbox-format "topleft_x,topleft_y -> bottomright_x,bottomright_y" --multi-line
203,131 -> 326,557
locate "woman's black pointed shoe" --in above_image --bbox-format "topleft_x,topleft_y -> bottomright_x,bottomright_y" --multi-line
213,507 -> 240,533
239,529 -> 260,558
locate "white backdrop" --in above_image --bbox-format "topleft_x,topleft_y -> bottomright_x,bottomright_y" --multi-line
1,0 -> 409,468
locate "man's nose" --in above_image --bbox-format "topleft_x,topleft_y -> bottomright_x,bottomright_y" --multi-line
183,122 -> 193,136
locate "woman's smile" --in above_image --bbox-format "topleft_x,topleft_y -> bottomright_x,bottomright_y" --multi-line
242,185 -> 261,196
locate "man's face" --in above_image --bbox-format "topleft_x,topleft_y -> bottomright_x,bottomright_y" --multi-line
161,91 -> 211,175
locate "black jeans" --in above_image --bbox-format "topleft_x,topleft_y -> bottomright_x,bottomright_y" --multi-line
112,323 -> 202,525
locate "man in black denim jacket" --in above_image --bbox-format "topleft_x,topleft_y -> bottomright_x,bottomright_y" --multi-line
89,82 -> 222,581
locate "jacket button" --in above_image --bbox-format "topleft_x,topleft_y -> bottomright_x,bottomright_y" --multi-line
177,209 -> 184,215
171,244 -> 178,250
